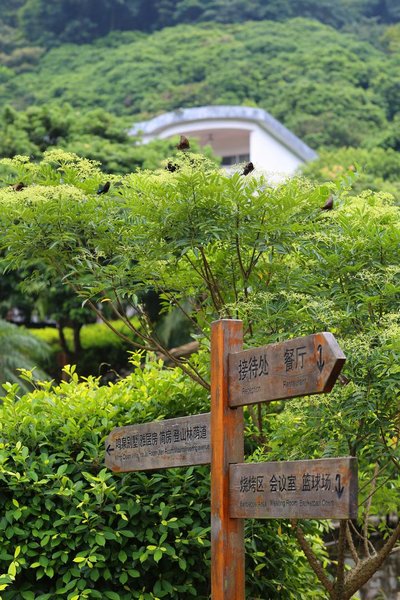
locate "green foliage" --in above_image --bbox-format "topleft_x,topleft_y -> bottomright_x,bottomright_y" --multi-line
0,11 -> 44,75
0,319 -> 50,394
0,151 -> 398,526
382,22 -> 400,52
31,319 -> 143,379
0,19 -> 399,153
302,147 -> 400,197
0,103 -> 181,173
0,357 -> 322,599
3,0 -> 399,46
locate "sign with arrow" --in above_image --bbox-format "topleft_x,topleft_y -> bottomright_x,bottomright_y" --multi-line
105,412 -> 211,472
229,457 -> 358,520
104,320 -> 355,600
228,332 -> 345,407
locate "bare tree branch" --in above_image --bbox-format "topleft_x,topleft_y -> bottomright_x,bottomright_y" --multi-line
346,521 -> 359,565
344,521 -> 400,599
363,464 -> 379,558
291,520 -> 334,596
349,520 -> 376,557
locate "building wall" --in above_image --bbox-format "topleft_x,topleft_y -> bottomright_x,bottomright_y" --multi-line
132,105 -> 318,180
139,117 -> 304,179
249,125 -> 304,180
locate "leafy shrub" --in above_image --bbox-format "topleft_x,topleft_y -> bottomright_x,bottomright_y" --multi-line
302,146 -> 400,197
0,356 -> 323,599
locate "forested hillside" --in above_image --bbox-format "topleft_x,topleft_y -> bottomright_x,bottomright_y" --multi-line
0,1 -> 399,180
1,0 -> 399,46
1,19 -> 400,149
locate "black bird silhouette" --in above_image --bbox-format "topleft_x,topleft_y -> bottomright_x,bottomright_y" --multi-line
166,161 -> 178,172
176,135 -> 190,151
242,161 -> 254,176
321,196 -> 334,210
97,181 -> 110,195
12,182 -> 25,191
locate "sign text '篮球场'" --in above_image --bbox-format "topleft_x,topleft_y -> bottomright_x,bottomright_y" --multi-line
230,457 -> 357,519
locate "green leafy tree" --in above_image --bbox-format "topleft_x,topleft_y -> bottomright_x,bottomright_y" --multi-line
301,146 -> 400,197
0,103 -> 183,173
0,150 -> 399,598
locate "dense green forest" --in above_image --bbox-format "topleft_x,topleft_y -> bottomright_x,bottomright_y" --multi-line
1,0 -> 399,46
0,1 -> 400,154
0,0 -> 399,355
1,18 -> 400,159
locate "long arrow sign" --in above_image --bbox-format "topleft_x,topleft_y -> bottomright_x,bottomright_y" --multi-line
105,412 -> 211,472
228,332 -> 345,407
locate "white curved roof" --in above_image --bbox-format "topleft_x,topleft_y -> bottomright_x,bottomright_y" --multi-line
129,105 -> 317,162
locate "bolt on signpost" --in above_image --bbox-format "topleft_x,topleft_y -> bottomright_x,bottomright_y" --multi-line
105,319 -> 356,599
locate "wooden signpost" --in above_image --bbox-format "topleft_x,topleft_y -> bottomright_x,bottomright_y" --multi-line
105,319 -> 356,600
210,319 -> 245,600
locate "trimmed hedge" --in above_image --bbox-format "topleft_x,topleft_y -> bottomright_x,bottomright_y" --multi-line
30,320 -> 141,380
0,355 -> 324,599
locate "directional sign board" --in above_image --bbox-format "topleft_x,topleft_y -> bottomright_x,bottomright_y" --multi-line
230,457 -> 358,519
105,412 -> 211,472
228,332 -> 345,407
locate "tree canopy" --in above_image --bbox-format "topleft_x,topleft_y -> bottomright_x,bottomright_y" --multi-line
0,0 -> 399,46
0,151 -> 399,597
0,19 -> 399,156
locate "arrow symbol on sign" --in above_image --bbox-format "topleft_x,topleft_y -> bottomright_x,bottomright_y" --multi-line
106,444 -> 115,455
317,344 -> 325,373
335,474 -> 344,499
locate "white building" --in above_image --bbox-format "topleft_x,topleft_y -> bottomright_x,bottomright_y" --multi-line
129,105 -> 317,180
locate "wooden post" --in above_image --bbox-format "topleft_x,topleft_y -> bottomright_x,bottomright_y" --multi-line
211,319 -> 244,599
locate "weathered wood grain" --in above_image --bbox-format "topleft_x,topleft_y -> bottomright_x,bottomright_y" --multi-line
230,457 -> 358,519
211,319 -> 245,600
105,413 -> 211,472
229,332 -> 345,407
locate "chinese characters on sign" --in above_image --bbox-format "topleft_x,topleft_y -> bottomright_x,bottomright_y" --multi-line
240,471 -> 334,494
228,333 -> 346,407
238,353 -> 269,381
105,413 -> 211,472
283,346 -> 307,371
113,422 -> 208,451
104,319 -> 354,600
230,458 -> 358,519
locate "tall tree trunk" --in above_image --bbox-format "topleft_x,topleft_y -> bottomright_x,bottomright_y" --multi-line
72,322 -> 82,363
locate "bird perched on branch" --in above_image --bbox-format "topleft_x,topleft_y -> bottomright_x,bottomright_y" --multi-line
176,135 -> 190,151
12,182 -> 25,191
97,181 -> 110,195
166,161 -> 178,172
321,195 -> 334,210
242,161 -> 254,176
